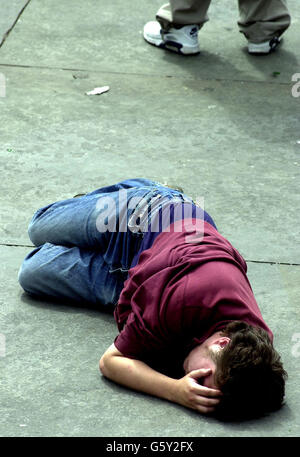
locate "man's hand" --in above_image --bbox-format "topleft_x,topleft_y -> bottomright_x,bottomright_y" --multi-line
100,345 -> 222,415
172,368 -> 222,414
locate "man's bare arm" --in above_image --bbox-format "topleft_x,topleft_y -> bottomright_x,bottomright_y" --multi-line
99,343 -> 222,414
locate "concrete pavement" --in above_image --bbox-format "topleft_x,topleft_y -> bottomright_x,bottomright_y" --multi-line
0,0 -> 299,437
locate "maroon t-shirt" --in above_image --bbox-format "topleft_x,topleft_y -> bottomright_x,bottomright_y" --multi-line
114,219 -> 273,377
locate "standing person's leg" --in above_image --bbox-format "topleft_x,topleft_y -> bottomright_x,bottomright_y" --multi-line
156,1 -> 212,30
144,1 -> 212,55
238,0 -> 291,54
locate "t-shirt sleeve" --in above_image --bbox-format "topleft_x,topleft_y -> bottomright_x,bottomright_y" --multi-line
114,312 -> 164,360
114,276 -> 186,361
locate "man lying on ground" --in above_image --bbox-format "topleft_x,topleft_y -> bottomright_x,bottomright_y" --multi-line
18,178 -> 287,420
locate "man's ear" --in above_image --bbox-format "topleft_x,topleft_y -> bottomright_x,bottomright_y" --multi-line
208,337 -> 231,356
216,336 -> 231,348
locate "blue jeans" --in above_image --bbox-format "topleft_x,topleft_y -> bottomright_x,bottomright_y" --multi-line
18,179 -> 216,308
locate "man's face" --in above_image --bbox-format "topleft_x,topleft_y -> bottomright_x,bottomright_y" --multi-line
183,334 -> 231,389
183,345 -> 219,389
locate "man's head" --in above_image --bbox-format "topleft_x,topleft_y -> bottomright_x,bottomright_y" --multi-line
183,321 -> 288,420
183,332 -> 231,389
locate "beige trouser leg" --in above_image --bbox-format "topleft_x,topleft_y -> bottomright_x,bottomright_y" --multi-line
156,1 -> 212,30
238,0 -> 291,43
156,1 -> 291,43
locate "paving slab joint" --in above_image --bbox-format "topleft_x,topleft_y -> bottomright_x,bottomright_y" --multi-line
0,0 -> 32,49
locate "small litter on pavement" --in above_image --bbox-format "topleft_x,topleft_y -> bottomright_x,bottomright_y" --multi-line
85,86 -> 110,96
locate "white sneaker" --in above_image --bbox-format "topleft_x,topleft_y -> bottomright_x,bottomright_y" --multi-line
248,37 -> 281,55
143,21 -> 200,55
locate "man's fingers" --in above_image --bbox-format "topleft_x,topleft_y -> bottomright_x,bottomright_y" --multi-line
192,383 -> 222,397
189,368 -> 212,378
195,397 -> 220,408
193,395 -> 220,414
177,370 -> 222,414
188,369 -> 222,395
196,404 -> 216,414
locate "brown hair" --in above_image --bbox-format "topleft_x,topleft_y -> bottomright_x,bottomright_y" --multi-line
211,321 -> 288,421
